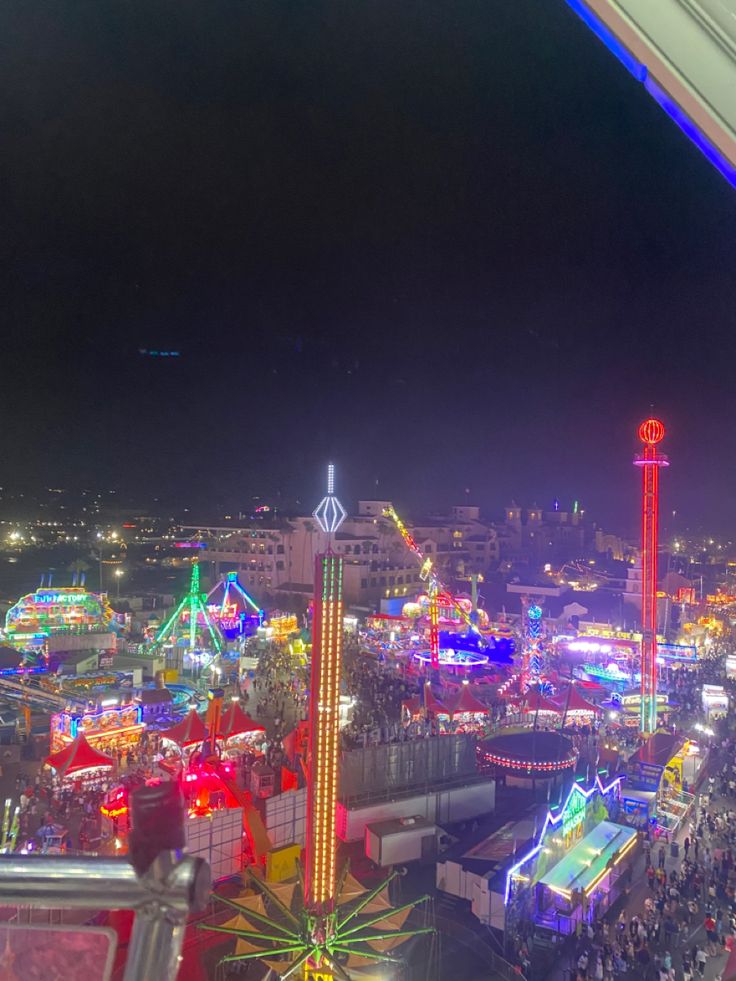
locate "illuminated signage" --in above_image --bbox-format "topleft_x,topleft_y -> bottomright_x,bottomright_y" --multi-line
305,971 -> 334,981
504,775 -> 623,904
562,789 -> 586,838
32,593 -> 85,605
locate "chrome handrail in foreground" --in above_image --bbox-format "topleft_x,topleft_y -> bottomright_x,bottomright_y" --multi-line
0,784 -> 211,981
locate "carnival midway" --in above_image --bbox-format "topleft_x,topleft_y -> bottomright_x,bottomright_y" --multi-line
1,426 -> 736,981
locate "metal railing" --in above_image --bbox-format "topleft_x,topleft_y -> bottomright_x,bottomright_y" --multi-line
0,783 -> 210,981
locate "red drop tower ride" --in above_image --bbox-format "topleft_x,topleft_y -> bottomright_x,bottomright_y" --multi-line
634,418 -> 668,734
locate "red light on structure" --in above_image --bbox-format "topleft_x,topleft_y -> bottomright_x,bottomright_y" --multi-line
482,752 -> 576,773
639,418 -> 665,446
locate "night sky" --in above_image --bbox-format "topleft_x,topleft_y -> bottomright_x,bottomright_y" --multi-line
2,2 -> 735,533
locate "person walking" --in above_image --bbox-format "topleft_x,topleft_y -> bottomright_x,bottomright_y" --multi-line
577,950 -> 589,978
695,946 -> 707,977
704,913 -> 718,955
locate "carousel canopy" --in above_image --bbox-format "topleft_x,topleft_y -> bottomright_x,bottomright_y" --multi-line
45,734 -> 114,778
451,685 -> 489,716
161,710 -> 208,746
521,690 -> 562,714
552,686 -> 602,715
219,703 -> 265,739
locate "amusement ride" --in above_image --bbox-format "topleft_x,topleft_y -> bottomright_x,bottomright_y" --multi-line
382,505 -> 496,671
203,467 -> 433,979
149,557 -> 223,670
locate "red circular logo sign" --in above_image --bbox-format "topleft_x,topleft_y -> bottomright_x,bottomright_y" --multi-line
638,418 -> 665,445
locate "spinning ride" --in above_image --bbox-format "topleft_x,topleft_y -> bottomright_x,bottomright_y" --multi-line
383,505 -> 490,671
207,571 -> 264,639
520,602 -> 546,691
150,558 -> 222,667
480,730 -> 577,777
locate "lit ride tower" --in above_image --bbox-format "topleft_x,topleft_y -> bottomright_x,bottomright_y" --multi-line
307,464 -> 347,913
635,418 -> 668,734
520,603 -> 544,690
204,467 -> 433,980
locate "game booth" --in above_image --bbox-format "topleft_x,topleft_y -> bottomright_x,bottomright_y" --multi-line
449,681 -> 490,732
45,733 -> 115,791
401,685 -> 452,731
702,684 -> 729,722
504,775 -> 637,937
50,704 -> 145,756
622,733 -> 702,835
218,701 -> 266,755
551,686 -> 603,722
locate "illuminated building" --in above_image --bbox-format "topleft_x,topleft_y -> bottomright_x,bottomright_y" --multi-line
5,587 -> 114,649
635,418 -> 668,733
437,775 -> 631,934
502,776 -> 634,940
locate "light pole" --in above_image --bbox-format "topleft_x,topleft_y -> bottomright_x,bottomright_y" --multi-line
114,568 -> 124,599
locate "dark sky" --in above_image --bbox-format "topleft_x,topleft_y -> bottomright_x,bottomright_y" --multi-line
2,1 -> 735,534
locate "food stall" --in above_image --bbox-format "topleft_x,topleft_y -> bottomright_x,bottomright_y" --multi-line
625,733 -> 699,836
44,733 -> 115,789
702,684 -> 729,722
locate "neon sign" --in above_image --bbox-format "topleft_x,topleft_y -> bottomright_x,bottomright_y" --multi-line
562,790 -> 586,838
33,593 -> 86,604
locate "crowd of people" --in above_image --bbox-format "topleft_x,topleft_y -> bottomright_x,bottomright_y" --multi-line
341,639 -> 416,745
244,640 -> 308,738
553,725 -> 736,981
